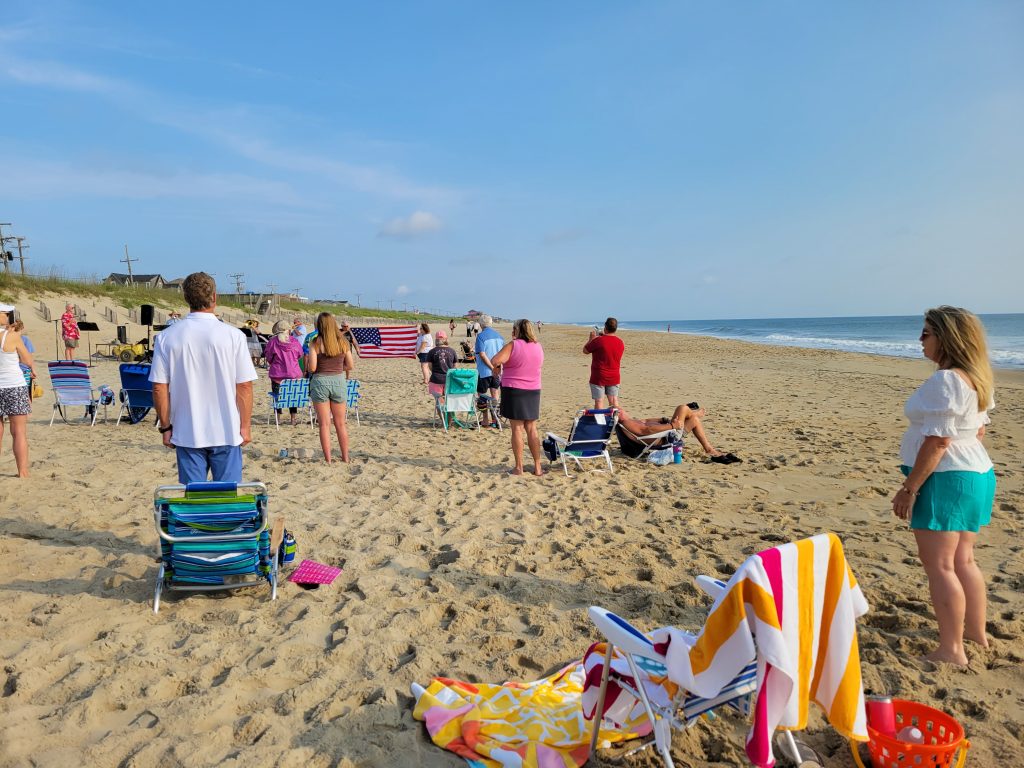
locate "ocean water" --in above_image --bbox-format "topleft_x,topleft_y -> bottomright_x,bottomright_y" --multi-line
600,314 -> 1024,370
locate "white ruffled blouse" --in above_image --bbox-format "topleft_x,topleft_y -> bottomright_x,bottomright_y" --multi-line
899,369 -> 993,473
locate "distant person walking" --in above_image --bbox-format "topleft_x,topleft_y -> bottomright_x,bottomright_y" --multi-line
150,272 -> 257,484
265,320 -> 305,426
584,317 -> 625,409
474,314 -> 504,427
449,319 -> 456,335
892,306 -> 996,667
491,319 -> 545,476
0,303 -> 36,478
416,322 -> 434,385
466,319 -> 473,339
307,313 -> 354,464
61,303 -> 80,360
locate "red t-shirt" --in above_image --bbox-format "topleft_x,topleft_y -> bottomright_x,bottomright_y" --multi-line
584,334 -> 625,386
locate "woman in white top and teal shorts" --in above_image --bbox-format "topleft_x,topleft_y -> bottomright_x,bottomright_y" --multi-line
0,303 -> 37,478
892,306 -> 996,667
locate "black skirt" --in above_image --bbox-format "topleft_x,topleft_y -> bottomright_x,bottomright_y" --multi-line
500,386 -> 541,421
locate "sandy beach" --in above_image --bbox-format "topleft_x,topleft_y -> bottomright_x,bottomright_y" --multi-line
1,293 -> 1022,767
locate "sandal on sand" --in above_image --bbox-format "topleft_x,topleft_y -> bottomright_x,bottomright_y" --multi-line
710,453 -> 742,465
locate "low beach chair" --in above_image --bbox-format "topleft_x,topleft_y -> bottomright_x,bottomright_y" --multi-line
432,368 -> 479,432
116,362 -> 157,425
545,408 -> 619,476
47,360 -> 103,426
586,532 -> 869,768
152,481 -> 278,613
346,378 -> 361,425
477,393 -> 502,431
267,377 -> 314,431
615,422 -> 681,461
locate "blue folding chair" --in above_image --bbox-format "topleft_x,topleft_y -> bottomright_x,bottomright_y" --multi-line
346,378 -> 361,425
116,362 -> 157,425
152,481 -> 278,613
545,408 -> 619,476
47,360 -> 103,426
267,377 -> 314,431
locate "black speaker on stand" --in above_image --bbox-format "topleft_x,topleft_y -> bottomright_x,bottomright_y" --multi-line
139,305 -> 155,359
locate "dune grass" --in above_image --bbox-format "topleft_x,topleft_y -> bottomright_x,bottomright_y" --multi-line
1,271 -> 451,322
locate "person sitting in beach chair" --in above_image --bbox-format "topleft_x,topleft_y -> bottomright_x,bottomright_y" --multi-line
459,340 -> 475,363
617,404 -> 741,464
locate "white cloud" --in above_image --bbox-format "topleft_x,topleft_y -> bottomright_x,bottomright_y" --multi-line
378,211 -> 443,239
0,49 -> 461,206
2,156 -> 307,207
396,285 -> 410,296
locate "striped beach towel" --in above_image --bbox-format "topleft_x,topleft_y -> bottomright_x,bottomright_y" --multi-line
651,532 -> 869,767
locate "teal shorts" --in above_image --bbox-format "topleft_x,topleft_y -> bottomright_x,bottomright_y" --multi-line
900,465 -> 995,532
309,374 -> 347,404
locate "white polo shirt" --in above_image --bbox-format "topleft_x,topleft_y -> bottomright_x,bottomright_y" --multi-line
149,312 -> 258,448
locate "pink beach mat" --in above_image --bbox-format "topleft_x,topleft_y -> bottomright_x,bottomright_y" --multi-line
288,560 -> 342,586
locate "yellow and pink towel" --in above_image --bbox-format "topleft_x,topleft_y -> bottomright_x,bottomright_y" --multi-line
651,532 -> 870,767
412,663 -> 642,768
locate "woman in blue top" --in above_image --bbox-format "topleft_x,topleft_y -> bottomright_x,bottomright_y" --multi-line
892,306 -> 995,666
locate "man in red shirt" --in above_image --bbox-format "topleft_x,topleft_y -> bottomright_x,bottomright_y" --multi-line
583,317 -> 625,409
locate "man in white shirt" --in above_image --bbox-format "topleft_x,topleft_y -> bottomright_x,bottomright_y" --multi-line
150,272 -> 257,484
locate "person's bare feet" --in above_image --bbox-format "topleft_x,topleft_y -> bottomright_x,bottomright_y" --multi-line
532,464 -> 545,476
507,467 -> 524,476
964,634 -> 990,648
922,648 -> 969,667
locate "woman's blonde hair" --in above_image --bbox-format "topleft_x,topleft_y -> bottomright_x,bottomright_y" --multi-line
924,306 -> 993,410
513,319 -> 538,343
314,312 -> 349,358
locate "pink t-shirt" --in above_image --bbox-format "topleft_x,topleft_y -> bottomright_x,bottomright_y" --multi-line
501,339 -> 544,390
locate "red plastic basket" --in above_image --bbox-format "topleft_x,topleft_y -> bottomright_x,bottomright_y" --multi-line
851,698 -> 969,768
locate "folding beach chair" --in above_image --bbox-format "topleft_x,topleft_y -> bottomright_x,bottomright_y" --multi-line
267,377 -> 314,431
432,368 -> 479,432
346,378 -> 361,425
152,481 -> 278,613
587,533 -> 870,768
615,422 -> 681,461
545,408 -> 619,476
116,362 -> 157,425
477,393 -> 503,431
47,360 -> 103,426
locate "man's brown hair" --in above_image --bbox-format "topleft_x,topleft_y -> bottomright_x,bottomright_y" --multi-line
182,272 -> 217,311
604,317 -> 618,334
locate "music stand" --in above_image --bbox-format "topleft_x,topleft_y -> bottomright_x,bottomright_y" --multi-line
78,322 -> 100,366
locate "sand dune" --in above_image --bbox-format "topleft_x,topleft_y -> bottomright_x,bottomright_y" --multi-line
1,293 -> 1022,767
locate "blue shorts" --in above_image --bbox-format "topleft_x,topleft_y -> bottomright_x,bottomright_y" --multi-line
901,465 -> 995,532
176,445 -> 243,485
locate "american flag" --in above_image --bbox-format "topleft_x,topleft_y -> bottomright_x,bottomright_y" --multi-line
350,325 -> 420,358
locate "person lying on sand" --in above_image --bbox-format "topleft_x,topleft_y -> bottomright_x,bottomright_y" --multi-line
617,404 -> 741,464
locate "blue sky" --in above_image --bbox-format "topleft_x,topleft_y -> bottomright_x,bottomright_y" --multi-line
1,1 -> 1021,321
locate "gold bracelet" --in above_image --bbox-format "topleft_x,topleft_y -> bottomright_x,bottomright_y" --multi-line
901,485 -> 919,497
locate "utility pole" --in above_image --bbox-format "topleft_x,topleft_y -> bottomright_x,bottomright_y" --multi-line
229,272 -> 245,299
121,244 -> 138,285
355,293 -> 362,307
0,224 -> 12,274
14,237 -> 29,275
266,282 -> 277,315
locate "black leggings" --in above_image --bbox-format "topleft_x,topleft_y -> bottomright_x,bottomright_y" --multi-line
271,381 -> 298,414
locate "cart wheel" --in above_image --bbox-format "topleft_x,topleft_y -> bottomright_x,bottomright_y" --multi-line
119,349 -> 134,362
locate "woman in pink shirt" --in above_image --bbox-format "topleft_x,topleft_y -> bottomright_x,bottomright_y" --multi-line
491,319 -> 545,476
264,320 -> 305,426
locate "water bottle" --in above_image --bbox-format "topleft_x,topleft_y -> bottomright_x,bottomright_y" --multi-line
672,439 -> 683,464
280,531 -> 296,564
896,726 -> 924,745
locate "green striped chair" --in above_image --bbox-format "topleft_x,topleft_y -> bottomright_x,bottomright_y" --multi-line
152,482 -> 277,613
